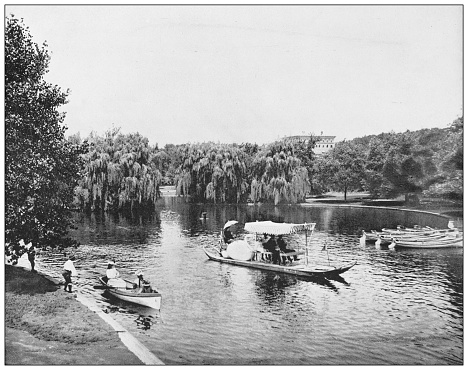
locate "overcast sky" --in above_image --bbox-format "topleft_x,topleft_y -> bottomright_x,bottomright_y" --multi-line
7,4 -> 462,147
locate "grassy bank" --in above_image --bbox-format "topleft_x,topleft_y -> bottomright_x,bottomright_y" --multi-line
5,265 -> 143,365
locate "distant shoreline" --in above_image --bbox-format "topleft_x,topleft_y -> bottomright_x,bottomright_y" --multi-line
160,186 -> 462,222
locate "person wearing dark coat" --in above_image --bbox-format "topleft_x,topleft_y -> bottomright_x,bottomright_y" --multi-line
277,235 -> 297,264
223,227 -> 234,243
263,235 -> 281,264
27,243 -> 36,272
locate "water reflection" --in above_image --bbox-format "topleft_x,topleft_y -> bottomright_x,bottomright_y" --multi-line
254,272 -> 340,298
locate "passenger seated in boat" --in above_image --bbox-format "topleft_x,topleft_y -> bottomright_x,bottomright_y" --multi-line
263,235 -> 281,264
261,234 -> 272,261
141,280 -> 152,293
277,235 -> 297,264
106,261 -> 120,279
223,227 -> 234,244
106,261 -> 126,288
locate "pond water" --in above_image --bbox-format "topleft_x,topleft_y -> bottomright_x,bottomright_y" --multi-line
34,198 -> 462,365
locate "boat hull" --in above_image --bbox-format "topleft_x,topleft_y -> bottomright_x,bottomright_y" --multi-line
203,246 -> 356,278
364,229 -> 462,245
99,277 -> 162,310
394,237 -> 463,249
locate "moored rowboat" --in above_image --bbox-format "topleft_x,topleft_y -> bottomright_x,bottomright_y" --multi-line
362,221 -> 463,248
380,233 -> 448,243
99,277 -> 162,310
393,236 -> 463,248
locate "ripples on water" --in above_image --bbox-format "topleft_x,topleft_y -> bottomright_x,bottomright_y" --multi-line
33,202 -> 462,365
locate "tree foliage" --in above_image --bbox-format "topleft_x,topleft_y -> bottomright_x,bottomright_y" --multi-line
422,117 -> 463,200
174,143 -> 250,203
316,141 -> 366,200
73,129 -> 162,213
338,119 -> 463,201
249,140 -> 310,205
5,16 -> 85,249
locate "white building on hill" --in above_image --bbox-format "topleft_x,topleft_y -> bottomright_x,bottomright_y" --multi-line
284,133 -> 336,155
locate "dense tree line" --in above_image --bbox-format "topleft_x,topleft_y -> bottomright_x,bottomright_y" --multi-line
317,119 -> 463,202
73,119 -> 463,209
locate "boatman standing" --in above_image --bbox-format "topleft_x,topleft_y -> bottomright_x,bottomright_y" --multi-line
62,256 -> 77,293
134,270 -> 144,288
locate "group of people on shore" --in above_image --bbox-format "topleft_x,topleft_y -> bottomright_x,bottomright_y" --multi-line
6,239 -> 37,271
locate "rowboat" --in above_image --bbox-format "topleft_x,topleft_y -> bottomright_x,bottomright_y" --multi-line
361,220 -> 463,248
381,225 -> 434,234
393,235 -> 463,249
98,277 -> 162,310
205,220 -> 357,278
379,232 -> 447,243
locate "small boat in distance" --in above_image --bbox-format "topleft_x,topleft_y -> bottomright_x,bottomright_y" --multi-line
204,220 -> 357,279
98,276 -> 162,310
361,221 -> 463,249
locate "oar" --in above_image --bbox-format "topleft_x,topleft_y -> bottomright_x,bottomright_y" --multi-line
93,285 -> 109,289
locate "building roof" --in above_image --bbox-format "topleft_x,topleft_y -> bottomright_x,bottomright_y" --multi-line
285,135 -> 336,141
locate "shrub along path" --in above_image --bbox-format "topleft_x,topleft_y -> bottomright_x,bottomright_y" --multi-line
5,264 -> 143,365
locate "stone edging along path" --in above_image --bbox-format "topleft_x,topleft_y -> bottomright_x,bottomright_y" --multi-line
74,293 -> 164,365
11,263 -> 165,366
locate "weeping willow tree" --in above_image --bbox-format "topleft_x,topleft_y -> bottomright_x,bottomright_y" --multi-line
74,128 -> 162,212
175,143 -> 250,203
250,140 -> 310,205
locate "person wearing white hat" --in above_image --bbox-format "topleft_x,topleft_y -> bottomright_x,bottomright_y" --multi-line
134,270 -> 144,286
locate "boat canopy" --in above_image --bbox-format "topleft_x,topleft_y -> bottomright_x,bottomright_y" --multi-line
244,221 -> 316,235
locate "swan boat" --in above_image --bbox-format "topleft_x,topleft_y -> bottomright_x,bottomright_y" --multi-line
98,277 -> 162,310
204,221 -> 357,278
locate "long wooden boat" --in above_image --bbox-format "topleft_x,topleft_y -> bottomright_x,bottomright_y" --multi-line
203,246 -> 356,278
393,236 -> 463,249
380,233 -> 447,243
381,226 -> 434,234
206,220 -> 356,278
99,277 -> 162,310
363,227 -> 461,244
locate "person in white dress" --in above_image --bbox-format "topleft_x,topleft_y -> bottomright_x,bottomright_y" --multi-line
106,261 -> 126,288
